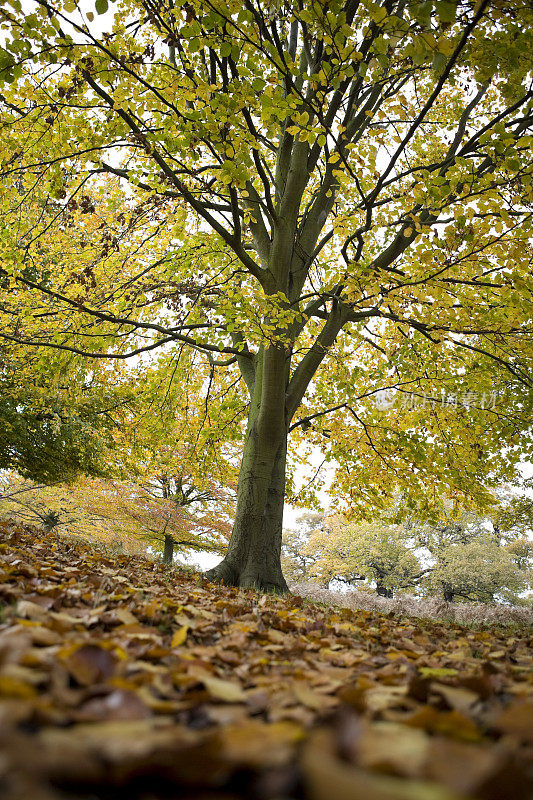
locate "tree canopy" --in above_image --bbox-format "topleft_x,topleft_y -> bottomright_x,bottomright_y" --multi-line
1,0 -> 532,588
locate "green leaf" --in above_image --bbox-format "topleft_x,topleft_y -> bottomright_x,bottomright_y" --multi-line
0,47 -> 16,72
432,52 -> 447,72
436,1 -> 457,25
95,0 -> 108,14
415,1 -> 432,26
370,7 -> 387,24
220,41 -> 232,58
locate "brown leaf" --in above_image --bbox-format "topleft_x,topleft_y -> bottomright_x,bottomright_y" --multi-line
194,670 -> 246,703
492,699 -> 533,742
405,706 -> 481,741
216,719 -> 304,768
62,644 -> 117,686
431,683 -> 479,714
115,607 -> 138,625
356,721 -> 430,777
292,681 -> 337,711
75,689 -> 152,721
16,600 -> 49,622
425,737 -> 511,795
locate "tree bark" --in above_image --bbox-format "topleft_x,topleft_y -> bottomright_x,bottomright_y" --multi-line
163,534 -> 174,565
442,583 -> 455,603
204,414 -> 289,591
205,347 -> 290,592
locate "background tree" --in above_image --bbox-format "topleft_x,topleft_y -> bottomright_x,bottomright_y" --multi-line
283,499 -> 532,602
0,340 -> 130,482
109,352 -> 240,561
0,348 -> 238,559
0,472 -> 232,560
415,511 -> 531,602
495,478 -> 533,539
305,514 -> 425,596
1,0 -> 532,589
281,512 -> 325,583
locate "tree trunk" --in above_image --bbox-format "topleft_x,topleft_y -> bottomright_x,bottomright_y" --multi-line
163,534 -> 174,565
205,347 -> 289,592
442,583 -> 455,603
376,583 -> 393,598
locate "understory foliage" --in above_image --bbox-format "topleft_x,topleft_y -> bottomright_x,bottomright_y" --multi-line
290,581 -> 533,627
0,521 -> 532,800
0,0 -> 532,588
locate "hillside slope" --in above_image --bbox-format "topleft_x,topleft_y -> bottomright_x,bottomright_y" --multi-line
0,521 -> 532,800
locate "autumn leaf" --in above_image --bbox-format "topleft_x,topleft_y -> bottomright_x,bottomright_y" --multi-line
171,625 -> 189,647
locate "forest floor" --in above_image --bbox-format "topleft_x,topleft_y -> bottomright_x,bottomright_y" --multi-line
0,521 -> 532,800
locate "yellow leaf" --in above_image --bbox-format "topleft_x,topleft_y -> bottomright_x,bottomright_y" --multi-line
0,675 -> 37,699
219,720 -> 304,767
418,667 -> 458,679
171,625 -> 189,647
292,681 -> 334,710
192,669 -> 246,702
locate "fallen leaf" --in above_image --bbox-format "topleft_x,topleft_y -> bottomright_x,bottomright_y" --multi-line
115,607 -> 138,625
293,681 -> 336,711
356,721 -> 430,777
217,719 -> 304,768
76,689 -> 151,721
405,706 -> 481,741
301,728 -> 461,800
62,644 -> 117,686
197,672 -> 246,703
431,683 -> 478,714
493,699 -> 533,742
418,668 -> 458,679
171,625 -> 189,647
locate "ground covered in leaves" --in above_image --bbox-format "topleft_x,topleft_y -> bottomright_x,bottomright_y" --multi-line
0,521 -> 532,800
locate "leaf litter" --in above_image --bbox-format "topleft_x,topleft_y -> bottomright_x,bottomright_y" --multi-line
0,520 -> 531,800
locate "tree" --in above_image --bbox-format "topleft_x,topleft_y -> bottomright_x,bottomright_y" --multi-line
107,352 -> 239,561
305,514 -> 424,595
416,512 -> 531,602
79,476 -> 233,560
495,478 -> 533,539
281,512 -> 325,583
1,0 -> 532,589
0,349 -> 238,558
0,340 -> 130,482
0,471 -> 232,558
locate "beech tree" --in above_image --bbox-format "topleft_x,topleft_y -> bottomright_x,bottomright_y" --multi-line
304,514 -> 425,595
1,0 -> 532,589
415,512 -> 532,602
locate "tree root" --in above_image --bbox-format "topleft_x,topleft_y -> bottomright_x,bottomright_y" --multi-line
204,560 -> 238,586
204,560 -> 289,594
